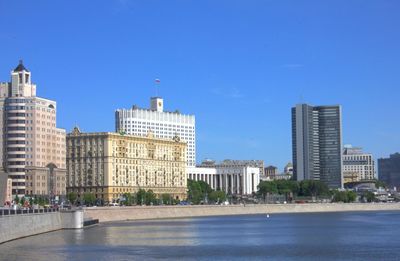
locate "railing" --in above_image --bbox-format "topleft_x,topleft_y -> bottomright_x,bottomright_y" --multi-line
0,208 -> 59,217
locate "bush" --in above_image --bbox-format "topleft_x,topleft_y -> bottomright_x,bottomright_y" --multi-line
332,190 -> 357,203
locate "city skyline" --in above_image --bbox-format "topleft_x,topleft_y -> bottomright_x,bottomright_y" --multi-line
1,1 -> 400,170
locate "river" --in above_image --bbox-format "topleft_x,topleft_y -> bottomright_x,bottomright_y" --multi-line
1,211 -> 400,260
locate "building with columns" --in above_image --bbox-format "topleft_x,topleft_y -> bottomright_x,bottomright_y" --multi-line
115,97 -> 196,166
66,128 -> 187,202
187,160 -> 261,195
0,61 -> 66,198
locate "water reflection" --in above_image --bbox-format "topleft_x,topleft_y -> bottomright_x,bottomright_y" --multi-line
1,212 -> 400,261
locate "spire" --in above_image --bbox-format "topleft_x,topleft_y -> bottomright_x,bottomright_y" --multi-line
13,60 -> 29,72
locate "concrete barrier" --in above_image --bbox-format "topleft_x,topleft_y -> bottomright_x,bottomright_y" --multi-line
0,210 -> 84,244
84,203 -> 400,223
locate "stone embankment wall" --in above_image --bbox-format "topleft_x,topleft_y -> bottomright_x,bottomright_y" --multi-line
0,210 -> 84,244
84,203 -> 400,223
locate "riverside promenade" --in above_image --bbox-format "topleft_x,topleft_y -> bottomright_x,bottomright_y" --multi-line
84,203 -> 400,223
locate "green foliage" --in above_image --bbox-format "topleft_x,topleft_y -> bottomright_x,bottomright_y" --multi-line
374,180 -> 386,189
135,189 -> 158,205
258,181 -> 278,201
136,189 -> 147,205
145,190 -> 157,205
209,190 -> 227,203
332,190 -> 357,203
67,192 -> 78,205
83,192 -> 96,206
256,180 -> 331,202
298,180 -> 330,198
122,193 -> 134,206
38,196 -> 46,206
362,191 -> 376,202
187,179 -> 211,204
276,180 -> 299,195
14,195 -> 19,204
198,180 -> 213,195
32,196 -> 46,206
161,193 -> 172,205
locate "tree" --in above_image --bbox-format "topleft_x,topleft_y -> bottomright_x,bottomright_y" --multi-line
122,193 -> 134,206
161,193 -> 172,205
187,180 -> 203,204
145,190 -> 156,205
136,189 -> 146,205
362,191 -> 376,202
332,190 -> 357,203
347,191 -> 357,202
83,192 -> 96,206
209,190 -> 226,204
67,192 -> 78,205
14,195 -> 19,204
198,180 -> 212,202
299,180 -> 329,198
257,181 -> 278,203
275,180 -> 298,202
374,180 -> 386,189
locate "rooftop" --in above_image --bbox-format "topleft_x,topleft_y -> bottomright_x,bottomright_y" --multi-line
13,60 -> 29,72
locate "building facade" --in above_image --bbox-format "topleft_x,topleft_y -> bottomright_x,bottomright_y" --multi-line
342,146 -> 375,183
115,97 -> 196,166
284,162 -> 293,175
265,165 -> 278,178
66,128 -> 187,202
187,160 -> 261,195
0,171 -> 12,206
378,153 -> 400,189
0,61 -> 66,198
292,104 -> 343,188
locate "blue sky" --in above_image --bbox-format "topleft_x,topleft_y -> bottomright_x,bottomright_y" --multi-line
1,1 -> 399,171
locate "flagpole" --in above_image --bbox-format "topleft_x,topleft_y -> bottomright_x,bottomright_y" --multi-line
155,78 -> 160,97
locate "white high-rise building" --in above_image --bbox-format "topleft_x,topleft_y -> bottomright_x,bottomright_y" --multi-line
115,97 -> 196,166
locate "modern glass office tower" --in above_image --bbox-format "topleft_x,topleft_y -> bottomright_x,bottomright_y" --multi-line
291,104 -> 343,188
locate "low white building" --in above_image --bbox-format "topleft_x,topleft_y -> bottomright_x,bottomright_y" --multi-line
187,161 -> 260,195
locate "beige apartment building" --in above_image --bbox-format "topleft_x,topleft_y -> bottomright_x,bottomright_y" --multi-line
66,128 -> 187,202
0,61 -> 66,198
343,146 -> 375,184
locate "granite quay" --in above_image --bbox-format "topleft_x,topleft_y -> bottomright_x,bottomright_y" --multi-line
84,203 -> 400,223
0,209 -> 84,244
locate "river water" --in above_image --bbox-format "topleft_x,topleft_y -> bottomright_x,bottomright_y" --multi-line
1,211 -> 400,260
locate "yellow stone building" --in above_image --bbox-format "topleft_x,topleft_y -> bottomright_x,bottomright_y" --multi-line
66,127 -> 187,203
